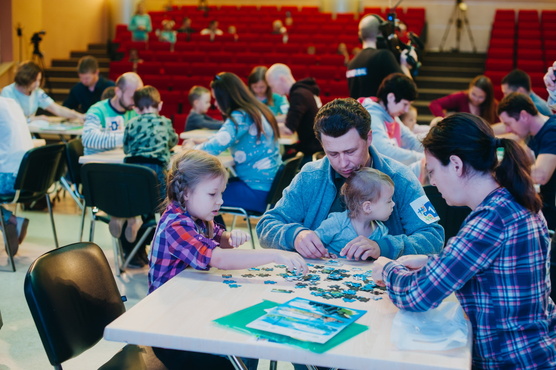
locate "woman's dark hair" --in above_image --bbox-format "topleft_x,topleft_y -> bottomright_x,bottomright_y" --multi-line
247,66 -> 274,107
14,61 -> 42,87
469,75 -> 497,124
211,72 -> 279,139
422,113 -> 541,213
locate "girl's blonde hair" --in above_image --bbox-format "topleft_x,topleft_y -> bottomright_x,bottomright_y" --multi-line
167,149 -> 228,210
341,168 -> 394,218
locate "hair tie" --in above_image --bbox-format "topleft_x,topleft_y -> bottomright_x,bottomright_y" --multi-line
493,138 -> 505,161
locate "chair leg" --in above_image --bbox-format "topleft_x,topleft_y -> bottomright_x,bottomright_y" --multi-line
45,195 -> 59,249
79,205 -> 87,242
227,355 -> 247,370
60,177 -> 85,211
0,207 -> 16,272
122,225 -> 154,271
269,360 -> 277,370
88,208 -> 96,242
112,236 -> 122,276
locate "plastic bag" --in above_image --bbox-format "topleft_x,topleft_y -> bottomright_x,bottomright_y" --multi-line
390,301 -> 469,351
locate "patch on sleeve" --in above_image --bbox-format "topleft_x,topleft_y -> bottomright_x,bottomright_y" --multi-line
410,195 -> 440,224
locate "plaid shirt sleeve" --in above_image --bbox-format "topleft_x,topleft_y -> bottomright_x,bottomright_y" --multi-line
383,206 -> 504,312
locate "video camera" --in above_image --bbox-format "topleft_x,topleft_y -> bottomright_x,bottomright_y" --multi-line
377,12 -> 422,76
31,31 -> 46,57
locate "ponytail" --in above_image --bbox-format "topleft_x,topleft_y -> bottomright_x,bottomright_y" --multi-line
422,113 -> 541,213
494,138 -> 542,213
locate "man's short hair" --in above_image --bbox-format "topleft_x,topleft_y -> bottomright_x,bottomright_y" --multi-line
14,61 -> 41,87
497,92 -> 538,120
314,98 -> 370,141
377,73 -> 418,104
133,85 -> 161,110
77,56 -> 99,74
501,69 -> 531,92
188,85 -> 210,105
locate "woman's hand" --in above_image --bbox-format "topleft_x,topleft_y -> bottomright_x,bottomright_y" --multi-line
371,257 -> 392,287
396,255 -> 429,270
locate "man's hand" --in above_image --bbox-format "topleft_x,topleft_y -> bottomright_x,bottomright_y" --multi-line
396,255 -> 429,270
294,230 -> 329,259
340,236 -> 380,260
371,257 -> 392,287
543,61 -> 556,92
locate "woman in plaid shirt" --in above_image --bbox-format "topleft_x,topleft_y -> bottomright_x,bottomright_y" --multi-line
373,113 -> 556,369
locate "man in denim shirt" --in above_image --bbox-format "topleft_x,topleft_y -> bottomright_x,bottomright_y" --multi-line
257,98 -> 444,260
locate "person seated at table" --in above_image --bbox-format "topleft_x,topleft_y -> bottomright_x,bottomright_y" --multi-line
429,74 -> 498,125
115,85 -> 178,243
82,72 -> 143,155
184,85 -> 223,131
315,168 -> 393,258
196,72 -> 282,214
257,98 -> 444,261
247,66 -> 288,120
63,55 -> 115,114
0,97 -> 32,254
372,112 -> 556,369
128,2 -> 152,42
100,86 -> 116,100
149,149 -> 307,369
1,60 -> 84,122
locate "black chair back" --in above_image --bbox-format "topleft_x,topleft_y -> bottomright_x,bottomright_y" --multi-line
266,152 -> 304,210
65,138 -> 84,185
24,242 -> 126,367
81,163 -> 161,218
423,185 -> 471,244
14,144 -> 65,200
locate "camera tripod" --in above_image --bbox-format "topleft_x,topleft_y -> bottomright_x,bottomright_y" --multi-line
439,0 -> 477,53
31,37 -> 52,94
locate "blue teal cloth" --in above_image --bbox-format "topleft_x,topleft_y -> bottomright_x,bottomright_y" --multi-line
197,110 -> 281,192
314,210 -> 388,256
1,84 -> 54,119
262,93 -> 289,116
128,14 -> 152,41
256,146 -> 444,259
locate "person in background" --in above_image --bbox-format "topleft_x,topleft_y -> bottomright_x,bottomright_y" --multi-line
497,92 -> 556,231
63,55 -> 115,113
195,72 -> 282,214
200,20 -> 223,41
178,17 -> 195,33
314,168 -> 394,258
227,25 -> 239,41
148,149 -> 307,369
1,61 -> 84,122
0,97 -> 32,254
372,112 -> 556,369
399,105 -> 431,140
272,19 -> 288,43
257,98 -> 444,261
284,11 -> 294,27
429,74 -> 498,125
347,14 -> 414,99
266,63 -> 323,164
128,2 -> 152,42
184,86 -> 223,131
358,73 -> 425,180
156,19 -> 177,48
501,69 -> 552,116
543,60 -> 556,110
337,42 -> 351,66
247,66 -> 288,119
100,86 -> 116,100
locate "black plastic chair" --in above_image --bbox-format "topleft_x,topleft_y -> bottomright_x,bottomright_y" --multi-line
80,163 -> 161,275
59,138 -> 86,240
0,143 -> 65,272
24,242 -> 164,369
423,185 -> 471,244
219,152 -> 304,249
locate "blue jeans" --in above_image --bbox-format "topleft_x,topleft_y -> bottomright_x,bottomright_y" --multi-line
223,178 -> 269,214
0,173 -> 16,223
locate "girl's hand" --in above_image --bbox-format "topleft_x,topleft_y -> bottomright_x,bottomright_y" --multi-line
396,255 -> 429,270
274,251 -> 308,275
228,229 -> 250,248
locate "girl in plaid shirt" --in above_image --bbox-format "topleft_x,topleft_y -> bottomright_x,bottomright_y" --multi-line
373,113 -> 556,369
149,150 -> 307,369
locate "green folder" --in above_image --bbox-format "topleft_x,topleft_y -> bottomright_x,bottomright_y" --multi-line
213,300 -> 368,353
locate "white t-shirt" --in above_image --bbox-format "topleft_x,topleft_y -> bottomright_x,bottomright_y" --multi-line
0,97 -> 34,174
0,83 -> 54,119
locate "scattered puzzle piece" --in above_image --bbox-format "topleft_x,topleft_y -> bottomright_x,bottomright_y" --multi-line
222,274 -> 232,278
271,288 -> 293,293
222,279 -> 236,284
264,280 -> 277,284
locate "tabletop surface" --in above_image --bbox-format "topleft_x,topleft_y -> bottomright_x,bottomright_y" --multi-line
180,129 -> 298,146
28,120 -> 83,135
104,260 -> 471,370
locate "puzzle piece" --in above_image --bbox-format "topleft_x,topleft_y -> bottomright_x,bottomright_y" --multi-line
222,279 -> 236,284
264,280 -> 277,284
248,267 -> 260,271
228,284 -> 241,288
241,274 -> 255,278
222,274 -> 232,278
271,288 -> 293,294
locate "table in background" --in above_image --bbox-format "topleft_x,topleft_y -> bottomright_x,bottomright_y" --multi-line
28,120 -> 83,143
180,129 -> 298,146
79,148 -> 234,168
104,261 -> 472,370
